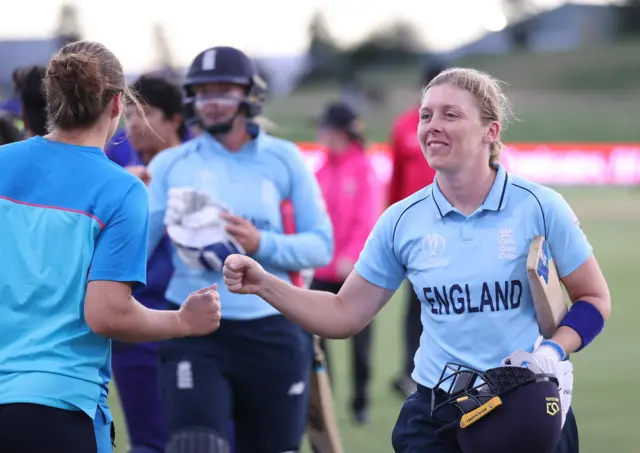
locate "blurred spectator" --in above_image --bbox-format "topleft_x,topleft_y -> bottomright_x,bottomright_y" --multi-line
105,87 -> 195,167
387,60 -> 446,398
0,97 -> 22,120
311,101 -> 379,425
0,68 -> 28,118
0,112 -> 21,145
125,74 -> 186,165
0,67 -> 30,135
19,65 -> 47,137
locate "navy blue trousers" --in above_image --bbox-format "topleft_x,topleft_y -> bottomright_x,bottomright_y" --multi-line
158,314 -> 312,453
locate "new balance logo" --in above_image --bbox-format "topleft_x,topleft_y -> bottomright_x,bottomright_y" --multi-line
288,381 -> 305,396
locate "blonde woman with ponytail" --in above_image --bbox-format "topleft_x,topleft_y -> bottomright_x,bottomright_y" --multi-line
222,67 -> 611,453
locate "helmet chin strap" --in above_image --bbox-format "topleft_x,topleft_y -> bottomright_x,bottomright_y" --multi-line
200,105 -> 245,137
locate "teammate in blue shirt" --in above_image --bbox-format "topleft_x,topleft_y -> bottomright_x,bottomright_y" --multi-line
0,40 -> 222,453
222,67 -> 612,453
110,73 -> 187,453
147,46 -> 333,453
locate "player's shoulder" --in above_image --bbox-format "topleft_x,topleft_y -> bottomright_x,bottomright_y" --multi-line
148,139 -> 195,171
258,132 -> 302,159
0,137 -> 28,152
508,172 -> 567,209
0,135 -> 36,159
92,157 -> 146,209
381,185 -> 434,225
256,132 -> 310,178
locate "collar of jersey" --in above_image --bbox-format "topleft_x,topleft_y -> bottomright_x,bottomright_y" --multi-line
36,136 -> 106,158
431,164 -> 510,218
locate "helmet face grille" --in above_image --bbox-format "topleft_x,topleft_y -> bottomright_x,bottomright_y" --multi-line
431,362 -> 564,453
430,363 -> 558,424
481,366 -> 538,394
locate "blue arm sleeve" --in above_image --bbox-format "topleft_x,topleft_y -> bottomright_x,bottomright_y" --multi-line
146,152 -> 169,257
544,191 -> 593,278
354,206 -> 406,290
88,180 -> 149,289
254,146 -> 334,270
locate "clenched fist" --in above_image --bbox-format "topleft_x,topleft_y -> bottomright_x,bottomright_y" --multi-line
223,254 -> 266,294
178,284 -> 222,336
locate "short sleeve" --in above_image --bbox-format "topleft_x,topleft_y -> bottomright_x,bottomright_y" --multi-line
354,207 -> 406,290
545,191 -> 593,278
88,180 -> 149,289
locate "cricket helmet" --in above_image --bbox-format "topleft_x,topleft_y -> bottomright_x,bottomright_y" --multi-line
183,46 -> 267,135
431,362 -> 563,453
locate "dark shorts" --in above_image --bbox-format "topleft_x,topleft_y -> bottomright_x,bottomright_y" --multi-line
0,403 -> 97,453
391,385 -> 579,453
159,313 -> 313,453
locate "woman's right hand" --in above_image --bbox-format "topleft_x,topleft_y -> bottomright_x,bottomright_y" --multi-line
223,254 -> 266,295
178,284 -> 222,336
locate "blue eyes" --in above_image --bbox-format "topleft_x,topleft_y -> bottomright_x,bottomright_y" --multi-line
420,112 -> 458,121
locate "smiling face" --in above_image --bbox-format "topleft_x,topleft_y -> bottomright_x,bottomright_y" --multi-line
418,83 -> 501,174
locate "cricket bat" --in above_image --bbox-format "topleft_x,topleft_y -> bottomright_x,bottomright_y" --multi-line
280,200 -> 344,453
526,235 -> 568,339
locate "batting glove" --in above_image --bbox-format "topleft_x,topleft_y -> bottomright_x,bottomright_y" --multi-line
164,187 -> 245,272
164,187 -> 222,227
501,339 -> 573,428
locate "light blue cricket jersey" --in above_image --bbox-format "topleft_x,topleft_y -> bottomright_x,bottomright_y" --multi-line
147,129 -> 333,320
0,136 -> 149,421
355,164 -> 592,389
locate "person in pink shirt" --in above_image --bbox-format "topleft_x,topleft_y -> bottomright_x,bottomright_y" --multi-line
311,101 -> 379,425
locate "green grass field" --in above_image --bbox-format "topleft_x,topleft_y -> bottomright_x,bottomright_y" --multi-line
109,187 -> 640,453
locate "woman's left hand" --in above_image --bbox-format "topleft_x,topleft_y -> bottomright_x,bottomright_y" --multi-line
221,212 -> 261,254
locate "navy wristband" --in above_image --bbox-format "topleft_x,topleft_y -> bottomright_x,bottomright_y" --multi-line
559,300 -> 604,351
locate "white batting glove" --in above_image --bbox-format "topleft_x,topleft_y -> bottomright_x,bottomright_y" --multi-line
164,187 -> 244,272
164,187 -> 222,227
502,339 -> 573,428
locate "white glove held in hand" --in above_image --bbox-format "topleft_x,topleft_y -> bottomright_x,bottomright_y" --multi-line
502,339 -> 573,428
164,187 -> 245,272
164,187 -> 223,227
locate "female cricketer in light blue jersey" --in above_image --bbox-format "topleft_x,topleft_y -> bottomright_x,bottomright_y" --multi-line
146,46 -> 333,453
223,67 -> 612,453
0,41 -> 221,453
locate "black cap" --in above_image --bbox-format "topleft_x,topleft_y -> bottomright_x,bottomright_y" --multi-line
318,101 -> 359,131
